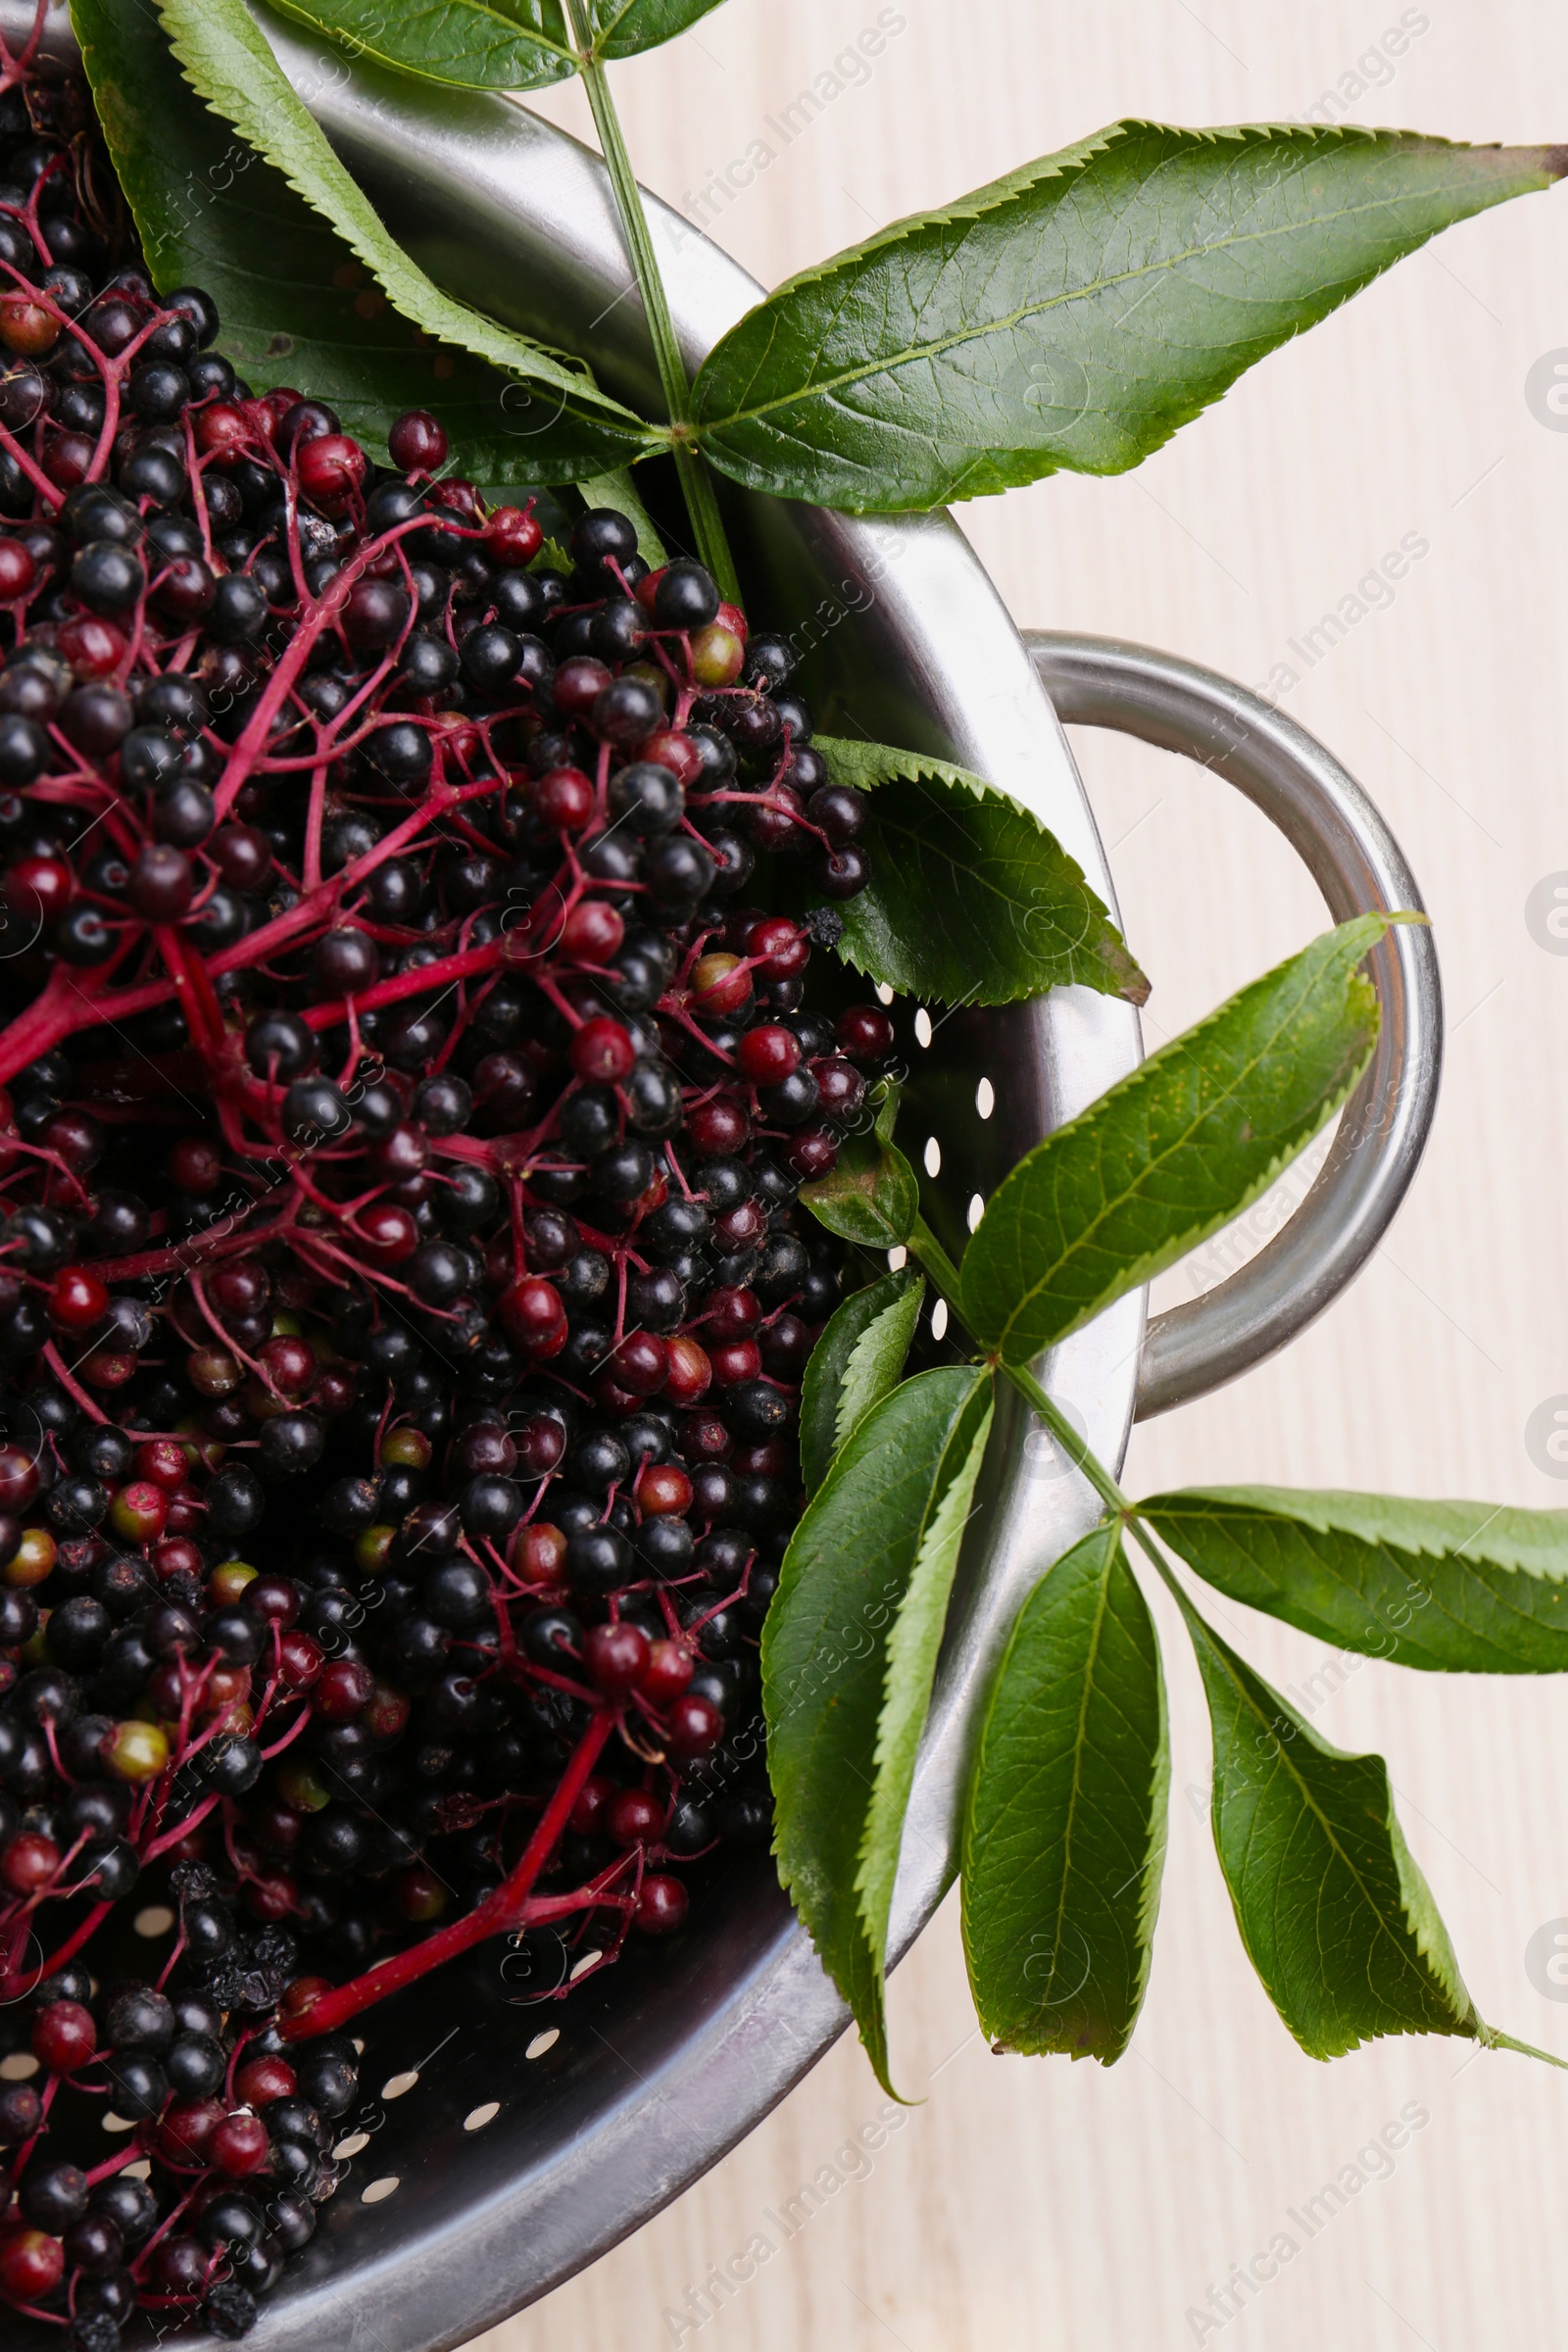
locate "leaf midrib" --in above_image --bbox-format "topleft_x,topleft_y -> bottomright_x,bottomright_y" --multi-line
281,0 -> 577,70
702,173 -> 1486,435
1036,1543 -> 1116,2019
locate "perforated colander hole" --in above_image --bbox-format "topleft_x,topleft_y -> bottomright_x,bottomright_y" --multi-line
0,2052 -> 37,2082
465,2102 -> 501,2132
975,1077 -> 994,1119
887,1246 -> 907,1271
875,983 -> 894,1006
967,1195 -> 985,1233
931,1298 -> 949,1342
103,2112 -> 135,2134
913,1008 -> 933,1048
362,2177 -> 400,2205
526,2030 -> 561,2060
381,2070 -> 418,2099
923,1135 -> 942,1178
333,2131 -> 371,2160
125,2160 -> 151,2181
133,1904 -> 174,1938
568,1949 -> 602,1982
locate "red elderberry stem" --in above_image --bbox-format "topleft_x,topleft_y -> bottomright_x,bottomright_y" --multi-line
40,1340 -> 112,1425
0,1898 -> 112,2003
280,1704 -> 617,2042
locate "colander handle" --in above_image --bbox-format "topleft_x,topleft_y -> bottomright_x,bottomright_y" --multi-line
1024,630 -> 1443,1422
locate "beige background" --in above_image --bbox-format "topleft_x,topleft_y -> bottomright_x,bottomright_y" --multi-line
489,6 -> 1568,2347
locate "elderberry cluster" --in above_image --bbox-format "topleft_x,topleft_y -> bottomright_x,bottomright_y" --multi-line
0,34 -> 899,2349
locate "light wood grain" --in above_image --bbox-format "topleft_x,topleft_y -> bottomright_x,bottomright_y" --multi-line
482,6 -> 1568,2345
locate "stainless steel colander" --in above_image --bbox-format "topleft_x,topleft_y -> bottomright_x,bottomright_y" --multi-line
5,9 -> 1440,2345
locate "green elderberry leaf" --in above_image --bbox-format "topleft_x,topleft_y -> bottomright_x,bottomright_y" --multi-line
813,739 -> 1148,1009
763,1365 -> 993,2093
959,916 -> 1387,1367
692,122 -> 1566,513
264,0 -> 576,90
798,1084 -> 919,1252
962,1523 -> 1168,2063
1169,1583 -> 1478,2058
79,0 -> 651,476
262,0 -> 728,89
800,1266 -> 925,1496
1143,1490 -> 1568,1672
582,0 -> 731,61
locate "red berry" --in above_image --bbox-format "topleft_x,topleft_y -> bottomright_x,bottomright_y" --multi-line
736,1024 -> 801,1083
812,1057 -> 864,1117
5,855 -> 73,922
788,1126 -> 840,1179
109,1481 -> 168,1544
363,1681 -> 411,1740
261,1335 -> 317,1396
243,1579 -> 300,1631
642,1639 -> 694,1703
195,401 -> 252,458
0,537 -> 31,602
394,1864 -> 448,1923
746,915 -> 809,979
314,1658 -> 373,1722
733,1438 -> 791,1477
568,1773 -> 618,1833
0,2228 -> 64,2302
640,727 -> 704,786
690,953 -> 752,1017
663,1336 -> 713,1405
31,1997 -> 95,2074
685,1097 -> 750,1157
234,2054 -> 296,2107
583,1620 -> 651,1698
533,766 -> 595,831
560,898 -> 624,963
210,2110 -> 271,2177
499,1276 -> 566,1354
483,504 -> 543,565
637,1462 -> 693,1518
135,1439 -> 189,1493
681,1412 -> 733,1462
551,657 -> 612,718
1,1833 -> 57,1893
48,1265 -> 109,1332
634,1874 -> 690,1934
666,1693 -> 724,1757
710,1339 -> 762,1388
247,1870 -> 299,1923
388,409 -> 449,472
570,1015 -> 635,1084
607,1330 -> 667,1397
836,1004 -> 896,1063
608,1788 -> 663,1847
58,612 -> 125,678
168,1135 -> 221,1194
713,1199 -> 766,1251
518,1523 -> 567,1583
42,431 -> 93,487
0,1448 -> 39,1517
359,1201 -> 419,1263
277,1631 -> 324,1689
296,432 -> 367,512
